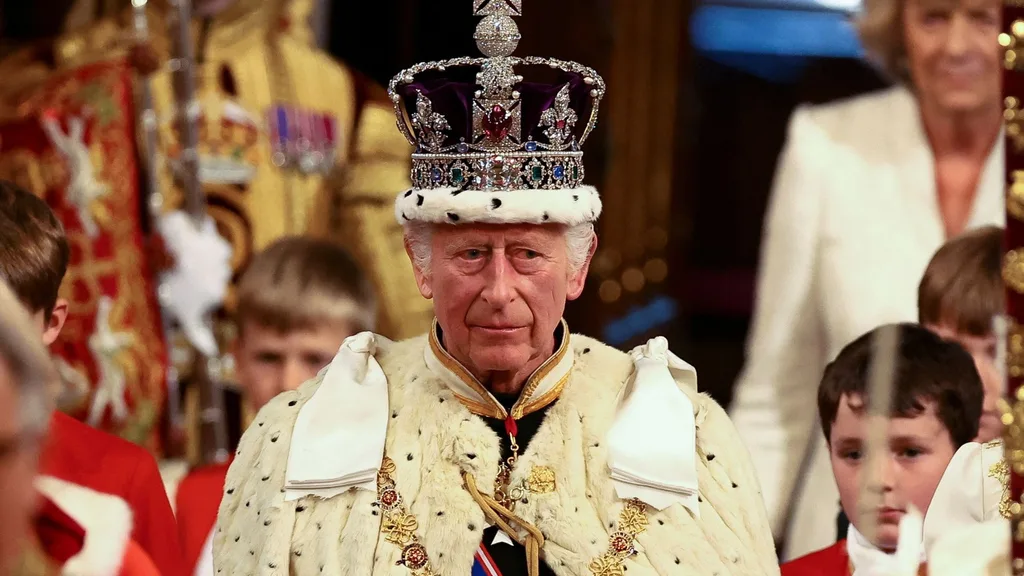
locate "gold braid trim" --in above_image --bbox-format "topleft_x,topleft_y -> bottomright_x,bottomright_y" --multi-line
989,453 -> 1015,519
376,456 -> 436,576
463,472 -> 546,576
588,499 -> 650,576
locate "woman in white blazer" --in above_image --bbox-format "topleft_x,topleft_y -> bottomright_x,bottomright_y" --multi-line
728,0 -> 1004,561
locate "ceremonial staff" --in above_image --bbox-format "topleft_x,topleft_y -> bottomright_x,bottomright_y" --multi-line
130,0 -> 189,457
856,325 -> 922,575
163,0 -> 230,465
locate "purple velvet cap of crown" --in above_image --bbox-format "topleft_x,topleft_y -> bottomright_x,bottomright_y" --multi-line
397,64 -> 594,150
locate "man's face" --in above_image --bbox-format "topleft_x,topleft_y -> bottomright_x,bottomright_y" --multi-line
0,357 -> 41,574
409,224 -> 593,382
926,323 -> 1000,442
830,394 -> 957,551
234,321 -> 352,409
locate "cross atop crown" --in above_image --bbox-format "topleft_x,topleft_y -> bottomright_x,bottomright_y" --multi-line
473,0 -> 522,16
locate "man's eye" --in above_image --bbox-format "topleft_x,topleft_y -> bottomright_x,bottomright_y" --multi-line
464,249 -> 484,259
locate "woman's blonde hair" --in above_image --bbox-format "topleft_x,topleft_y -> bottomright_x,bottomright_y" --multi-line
858,0 -> 909,81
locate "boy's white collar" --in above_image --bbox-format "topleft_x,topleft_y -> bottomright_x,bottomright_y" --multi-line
847,508 -> 924,576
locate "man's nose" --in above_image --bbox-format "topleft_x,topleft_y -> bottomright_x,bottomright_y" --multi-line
480,254 -> 516,307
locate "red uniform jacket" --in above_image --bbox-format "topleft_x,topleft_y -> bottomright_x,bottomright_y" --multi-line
781,541 -> 850,576
175,462 -> 231,576
39,412 -> 183,576
782,541 -> 928,576
35,475 -> 162,576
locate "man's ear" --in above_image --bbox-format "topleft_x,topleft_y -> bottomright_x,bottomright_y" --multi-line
404,236 -> 433,300
42,299 -> 69,346
566,232 -> 598,301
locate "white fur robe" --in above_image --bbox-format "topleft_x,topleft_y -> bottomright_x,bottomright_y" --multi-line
213,333 -> 779,575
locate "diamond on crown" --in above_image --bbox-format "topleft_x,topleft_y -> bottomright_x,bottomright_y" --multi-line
411,151 -> 585,191
540,84 -> 578,150
410,92 -> 451,153
474,15 -> 521,57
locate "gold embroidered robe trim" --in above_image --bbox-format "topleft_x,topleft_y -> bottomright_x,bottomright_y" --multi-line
589,499 -> 650,576
377,456 -> 437,575
425,318 -> 572,420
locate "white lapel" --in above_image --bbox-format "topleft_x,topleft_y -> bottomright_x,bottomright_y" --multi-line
895,84 -> 1006,240
890,85 -> 946,247
972,131 -> 1006,228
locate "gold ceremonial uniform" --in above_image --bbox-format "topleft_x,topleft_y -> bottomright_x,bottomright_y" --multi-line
54,0 -> 432,340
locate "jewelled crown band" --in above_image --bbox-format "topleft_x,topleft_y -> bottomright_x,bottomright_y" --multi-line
389,0 -> 606,227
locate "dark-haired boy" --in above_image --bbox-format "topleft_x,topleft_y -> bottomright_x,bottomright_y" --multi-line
0,180 -> 183,575
782,323 -> 983,575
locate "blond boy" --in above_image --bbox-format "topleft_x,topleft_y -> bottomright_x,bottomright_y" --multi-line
174,235 -> 377,576
918,225 -> 1003,442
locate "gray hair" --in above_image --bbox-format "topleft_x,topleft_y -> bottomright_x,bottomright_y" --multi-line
0,279 -> 54,441
405,221 -> 596,276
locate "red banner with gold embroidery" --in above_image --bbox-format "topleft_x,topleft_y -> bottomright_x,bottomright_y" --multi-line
0,60 -> 167,453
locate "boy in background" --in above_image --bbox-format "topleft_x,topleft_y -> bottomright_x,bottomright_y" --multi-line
0,180 -> 182,575
835,225 -> 1006,543
782,323 -> 983,575
917,225 -> 1003,443
174,236 -> 377,576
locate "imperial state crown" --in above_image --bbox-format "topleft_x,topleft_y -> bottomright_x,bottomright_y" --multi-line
390,0 -> 606,227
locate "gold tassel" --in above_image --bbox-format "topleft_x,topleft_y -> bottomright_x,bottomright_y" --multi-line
463,471 -> 545,576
